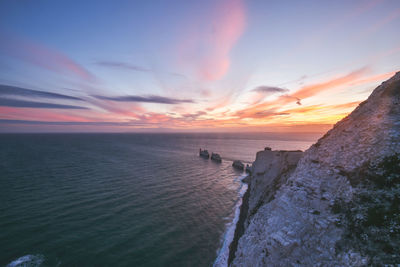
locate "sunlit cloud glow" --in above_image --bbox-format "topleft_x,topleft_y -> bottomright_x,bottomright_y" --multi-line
0,0 -> 399,133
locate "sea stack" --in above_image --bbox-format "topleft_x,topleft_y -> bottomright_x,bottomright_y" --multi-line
199,148 -> 210,159
211,153 -> 222,163
230,72 -> 400,266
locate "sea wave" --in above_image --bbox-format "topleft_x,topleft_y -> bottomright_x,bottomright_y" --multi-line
214,173 -> 249,267
6,254 -> 44,267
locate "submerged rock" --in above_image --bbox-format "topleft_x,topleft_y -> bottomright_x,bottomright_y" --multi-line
231,72 -> 400,266
232,160 -> 244,170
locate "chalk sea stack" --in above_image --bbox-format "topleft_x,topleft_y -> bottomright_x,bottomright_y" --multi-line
199,149 -> 210,159
229,72 -> 400,266
211,153 -> 222,163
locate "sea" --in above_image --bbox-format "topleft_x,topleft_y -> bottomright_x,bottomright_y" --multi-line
0,133 -> 318,267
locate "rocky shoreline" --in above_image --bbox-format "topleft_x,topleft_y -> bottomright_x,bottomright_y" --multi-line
228,178 -> 250,265
225,72 -> 400,266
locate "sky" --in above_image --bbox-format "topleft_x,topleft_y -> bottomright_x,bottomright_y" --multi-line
0,0 -> 399,133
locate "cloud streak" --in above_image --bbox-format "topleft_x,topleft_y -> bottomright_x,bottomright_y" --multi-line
95,61 -> 150,72
0,84 -> 84,101
291,67 -> 370,100
0,98 -> 88,109
234,67 -> 376,119
0,33 -> 94,81
252,86 -> 289,94
0,119 -> 141,126
94,95 -> 195,104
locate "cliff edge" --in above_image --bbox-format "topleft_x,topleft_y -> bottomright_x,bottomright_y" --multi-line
232,72 -> 400,266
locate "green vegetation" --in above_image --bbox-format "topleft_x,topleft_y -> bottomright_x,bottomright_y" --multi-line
334,154 -> 400,265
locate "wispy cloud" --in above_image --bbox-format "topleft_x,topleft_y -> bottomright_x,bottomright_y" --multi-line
0,33 -> 94,81
249,85 -> 290,105
0,106 -> 93,122
0,84 -> 84,101
95,60 -> 187,79
181,111 -> 207,119
94,95 -> 195,104
234,67 -> 373,119
0,98 -> 88,109
179,0 -> 246,81
0,119 -> 141,126
291,67 -> 369,100
95,61 -> 150,72
252,86 -> 289,94
250,110 -> 290,119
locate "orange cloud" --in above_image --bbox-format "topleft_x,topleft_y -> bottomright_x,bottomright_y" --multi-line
349,71 -> 396,87
232,68 -> 386,120
0,107 -> 92,122
291,67 -> 369,100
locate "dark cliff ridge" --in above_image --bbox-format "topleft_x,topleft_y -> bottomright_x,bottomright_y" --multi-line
230,72 -> 400,266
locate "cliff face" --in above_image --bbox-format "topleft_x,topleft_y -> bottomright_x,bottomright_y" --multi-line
232,72 -> 400,266
247,150 -> 303,221
227,150 -> 303,266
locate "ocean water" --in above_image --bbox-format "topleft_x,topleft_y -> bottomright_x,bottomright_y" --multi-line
0,133 -> 317,267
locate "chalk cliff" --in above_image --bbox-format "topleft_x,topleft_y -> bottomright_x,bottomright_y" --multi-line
247,150 -> 303,222
231,72 -> 400,266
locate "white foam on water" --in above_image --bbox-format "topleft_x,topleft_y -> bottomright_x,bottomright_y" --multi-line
6,254 -> 44,267
214,174 -> 248,267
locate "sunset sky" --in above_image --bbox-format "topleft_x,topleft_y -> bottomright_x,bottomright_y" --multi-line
0,0 -> 399,132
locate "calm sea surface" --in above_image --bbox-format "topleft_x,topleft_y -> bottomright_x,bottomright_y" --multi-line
0,133 -> 317,267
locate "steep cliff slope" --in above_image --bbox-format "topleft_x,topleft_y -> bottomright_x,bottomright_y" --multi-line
227,150 -> 303,266
232,72 -> 400,266
247,150 -> 303,221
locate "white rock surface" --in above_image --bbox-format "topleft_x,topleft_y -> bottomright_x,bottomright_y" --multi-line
247,150 -> 303,221
232,72 -> 400,266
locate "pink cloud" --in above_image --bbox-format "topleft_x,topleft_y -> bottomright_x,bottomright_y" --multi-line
179,0 -> 246,81
1,33 -> 94,81
0,107 -> 92,122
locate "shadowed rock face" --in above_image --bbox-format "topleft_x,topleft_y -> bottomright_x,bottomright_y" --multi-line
226,150 -> 303,266
232,72 -> 400,266
247,150 -> 303,221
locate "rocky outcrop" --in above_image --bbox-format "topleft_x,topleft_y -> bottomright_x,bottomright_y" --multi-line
199,148 -> 210,159
247,150 -> 303,221
245,164 -> 252,174
211,153 -> 222,163
233,160 -> 245,170
227,149 -> 303,265
231,72 -> 400,266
